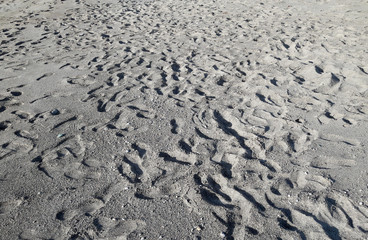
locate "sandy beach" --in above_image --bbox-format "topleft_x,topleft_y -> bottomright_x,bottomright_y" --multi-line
1,0 -> 368,239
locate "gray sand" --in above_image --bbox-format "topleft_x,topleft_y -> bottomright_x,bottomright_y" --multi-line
1,0 -> 368,239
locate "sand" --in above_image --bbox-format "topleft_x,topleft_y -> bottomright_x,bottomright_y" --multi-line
0,0 -> 368,239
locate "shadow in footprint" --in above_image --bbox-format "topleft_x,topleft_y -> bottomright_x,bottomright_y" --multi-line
178,140 -> 192,154
213,111 -> 253,158
200,188 -> 234,209
170,119 -> 179,134
134,192 -> 153,200
10,91 -> 22,96
234,186 -> 265,212
171,63 -> 180,72
315,66 -> 324,74
296,209 -> 341,240
117,157 -> 143,183
0,121 -> 10,131
131,143 -> 146,158
277,217 -> 306,240
246,226 -> 259,236
212,211 -> 236,240
159,152 -> 191,166
207,176 -> 232,202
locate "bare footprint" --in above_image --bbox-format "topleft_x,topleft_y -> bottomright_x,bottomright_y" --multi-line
0,199 -> 22,214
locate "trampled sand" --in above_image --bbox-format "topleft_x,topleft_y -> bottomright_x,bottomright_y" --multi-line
1,0 -> 368,239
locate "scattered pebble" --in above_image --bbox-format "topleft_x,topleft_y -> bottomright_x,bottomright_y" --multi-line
51,109 -> 60,115
57,133 -> 65,138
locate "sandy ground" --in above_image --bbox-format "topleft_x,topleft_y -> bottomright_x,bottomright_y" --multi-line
1,0 -> 368,239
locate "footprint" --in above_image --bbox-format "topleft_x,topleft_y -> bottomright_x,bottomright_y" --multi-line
309,156 -> 356,169
19,226 -> 70,240
12,110 -> 31,120
56,198 -> 105,221
94,217 -> 145,239
83,158 -> 103,168
127,104 -> 156,119
319,133 -> 360,146
292,171 -> 331,191
51,115 -> 78,130
65,75 -> 96,86
95,182 -> 126,203
0,199 -> 22,214
35,135 -> 86,178
117,155 -> 144,183
1,137 -> 34,160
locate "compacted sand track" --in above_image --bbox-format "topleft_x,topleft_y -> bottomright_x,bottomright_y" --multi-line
1,0 -> 368,239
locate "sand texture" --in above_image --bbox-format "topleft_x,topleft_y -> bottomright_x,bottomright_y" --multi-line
1,0 -> 368,239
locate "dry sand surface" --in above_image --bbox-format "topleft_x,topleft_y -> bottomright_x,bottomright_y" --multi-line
1,0 -> 368,239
